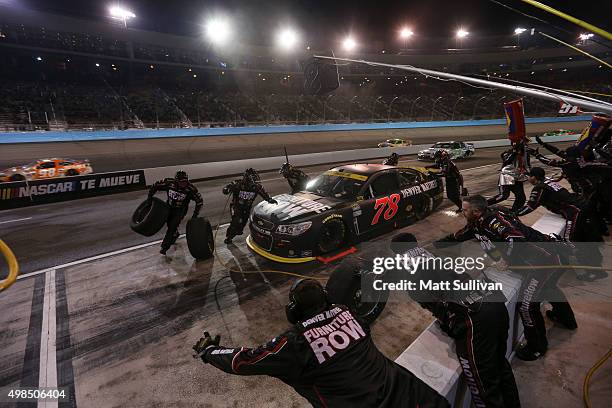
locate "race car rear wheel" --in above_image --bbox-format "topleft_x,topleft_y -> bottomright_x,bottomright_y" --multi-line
316,218 -> 346,254
186,217 -> 214,260
414,195 -> 433,220
130,197 -> 169,236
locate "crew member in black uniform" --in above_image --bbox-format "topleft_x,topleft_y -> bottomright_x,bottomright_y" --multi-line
148,170 -> 203,255
223,168 -> 277,244
382,152 -> 400,166
193,279 -> 450,408
530,143 -> 611,235
427,150 -> 465,212
436,195 -> 574,360
487,145 -> 527,212
516,167 -> 606,282
280,162 -> 310,194
389,233 -> 520,408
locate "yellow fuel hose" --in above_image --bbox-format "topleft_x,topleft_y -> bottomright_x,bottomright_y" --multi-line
0,239 -> 19,292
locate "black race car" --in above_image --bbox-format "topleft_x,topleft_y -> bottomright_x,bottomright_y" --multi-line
246,163 -> 444,263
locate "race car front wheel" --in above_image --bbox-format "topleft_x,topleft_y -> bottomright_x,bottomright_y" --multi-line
317,218 -> 346,254
9,174 -> 25,181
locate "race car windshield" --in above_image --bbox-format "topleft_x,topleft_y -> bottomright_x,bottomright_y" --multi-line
304,174 -> 365,200
433,143 -> 452,148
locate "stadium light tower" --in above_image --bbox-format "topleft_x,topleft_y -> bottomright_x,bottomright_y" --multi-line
579,33 -> 594,44
206,17 -> 231,45
514,27 -> 527,47
277,28 -> 299,51
455,28 -> 469,48
399,27 -> 414,50
109,5 -> 136,28
343,36 -> 357,52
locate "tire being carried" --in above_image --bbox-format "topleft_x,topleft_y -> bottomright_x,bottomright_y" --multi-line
186,217 -> 214,260
130,197 -> 169,236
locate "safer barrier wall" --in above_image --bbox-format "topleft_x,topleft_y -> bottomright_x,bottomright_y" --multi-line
0,116 -> 591,143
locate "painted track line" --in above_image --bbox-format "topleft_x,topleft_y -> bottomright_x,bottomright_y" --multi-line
39,269 -> 58,408
0,217 -> 33,225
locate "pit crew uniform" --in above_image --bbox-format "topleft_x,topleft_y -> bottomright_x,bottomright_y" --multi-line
426,157 -> 464,210
199,305 -> 450,408
487,149 -> 526,212
382,153 -> 399,166
437,209 -> 575,358
148,178 -> 203,252
337,249 -> 520,408
223,175 -> 277,243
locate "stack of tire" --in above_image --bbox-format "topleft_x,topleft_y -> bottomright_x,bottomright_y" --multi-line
130,197 -> 214,260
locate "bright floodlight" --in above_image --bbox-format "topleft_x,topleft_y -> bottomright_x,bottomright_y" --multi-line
343,37 -> 356,51
109,6 -> 135,20
400,27 -> 414,39
514,27 -> 527,34
206,18 -> 231,45
277,28 -> 298,50
579,33 -> 594,40
109,6 -> 135,28
456,29 -> 469,38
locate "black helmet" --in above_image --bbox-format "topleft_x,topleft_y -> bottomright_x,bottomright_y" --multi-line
285,279 -> 329,324
390,152 -> 399,160
279,163 -> 292,175
244,167 -> 260,183
175,170 -> 189,188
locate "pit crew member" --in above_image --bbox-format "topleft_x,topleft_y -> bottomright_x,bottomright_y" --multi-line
223,168 -> 277,244
148,170 -> 203,255
193,279 -> 449,408
436,195 -> 575,360
382,152 -> 400,166
280,162 -> 310,194
426,150 -> 465,212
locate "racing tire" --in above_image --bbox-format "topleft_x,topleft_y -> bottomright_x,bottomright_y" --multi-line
326,267 -> 389,325
316,218 -> 346,254
130,197 -> 169,236
414,195 -> 433,220
186,217 -> 214,260
9,174 -> 25,181
65,169 -> 79,176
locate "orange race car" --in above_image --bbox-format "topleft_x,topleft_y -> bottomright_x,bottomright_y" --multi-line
0,158 -> 93,182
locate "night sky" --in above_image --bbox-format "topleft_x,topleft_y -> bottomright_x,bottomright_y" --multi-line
17,0 -> 610,46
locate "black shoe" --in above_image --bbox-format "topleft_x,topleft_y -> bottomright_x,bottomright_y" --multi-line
160,247 -> 168,255
546,310 -> 578,330
515,343 -> 546,361
224,237 -> 233,244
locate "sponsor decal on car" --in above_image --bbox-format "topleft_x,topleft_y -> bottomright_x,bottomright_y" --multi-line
276,194 -> 333,218
323,171 -> 368,181
400,180 -> 438,198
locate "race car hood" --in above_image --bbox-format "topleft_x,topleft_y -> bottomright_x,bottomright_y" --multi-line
253,192 -> 342,223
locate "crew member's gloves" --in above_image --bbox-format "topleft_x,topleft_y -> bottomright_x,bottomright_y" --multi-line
268,199 -> 278,205
193,331 -> 221,363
